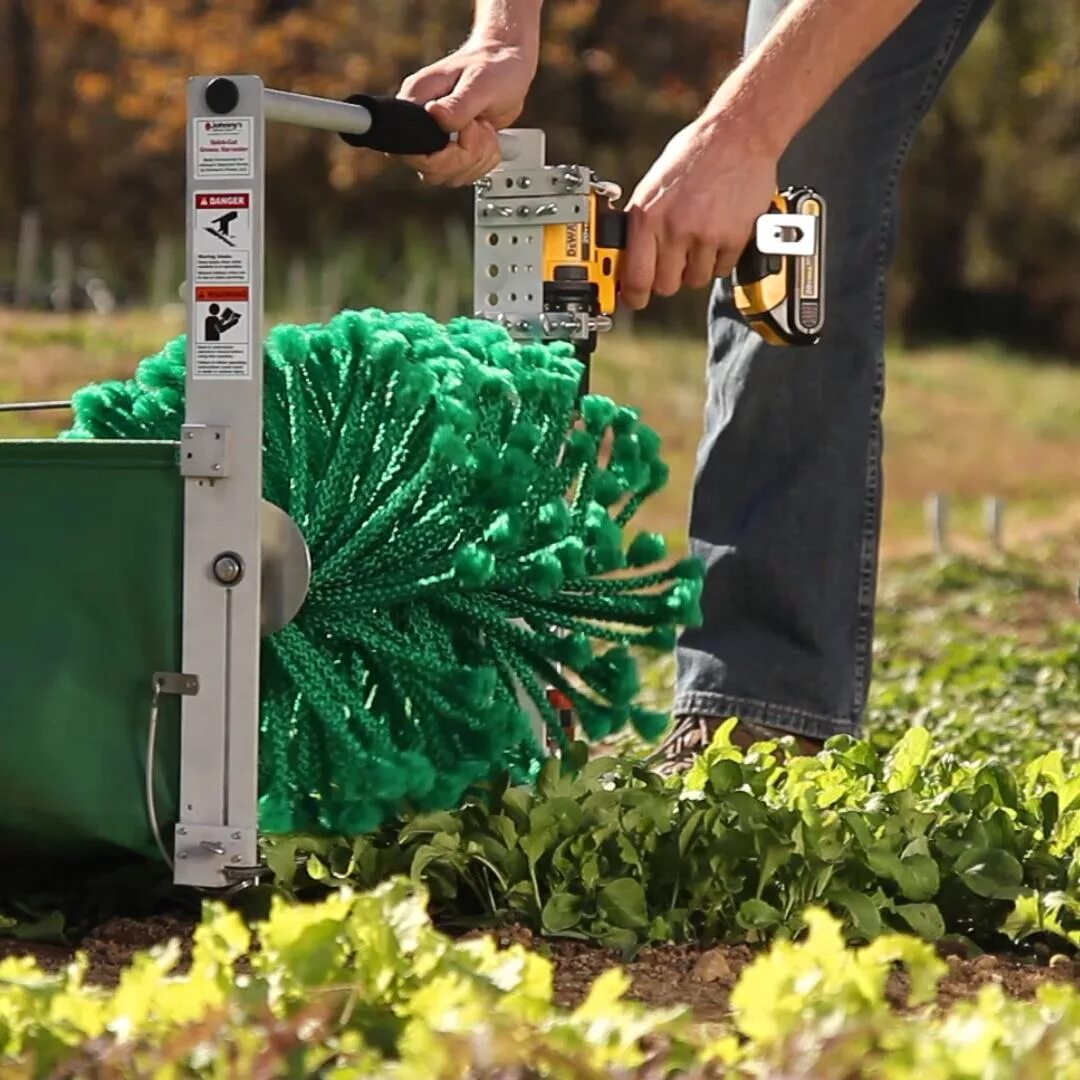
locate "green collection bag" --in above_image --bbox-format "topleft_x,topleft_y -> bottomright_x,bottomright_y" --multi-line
0,440 -> 181,868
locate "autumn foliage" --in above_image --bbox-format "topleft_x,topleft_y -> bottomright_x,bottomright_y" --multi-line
0,0 -> 1077,351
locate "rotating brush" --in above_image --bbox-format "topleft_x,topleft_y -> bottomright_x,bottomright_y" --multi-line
64,308 -> 703,835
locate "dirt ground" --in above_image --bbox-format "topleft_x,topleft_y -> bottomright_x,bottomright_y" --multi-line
3,916 -> 1077,1025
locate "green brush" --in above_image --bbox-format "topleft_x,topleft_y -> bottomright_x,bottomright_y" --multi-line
65,308 -> 703,836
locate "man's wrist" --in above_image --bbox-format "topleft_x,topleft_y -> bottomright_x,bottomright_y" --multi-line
467,31 -> 540,68
697,69 -> 794,161
471,0 -> 542,59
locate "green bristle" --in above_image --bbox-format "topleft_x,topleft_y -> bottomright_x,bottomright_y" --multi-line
630,706 -> 670,741
525,550 -> 565,597
584,504 -> 626,573
555,633 -> 593,670
537,499 -> 571,543
610,405 -> 640,434
592,469 -> 625,508
486,511 -> 523,551
581,394 -> 617,435
454,543 -> 496,587
555,536 -> 588,579
626,531 -> 667,567
641,625 -> 677,651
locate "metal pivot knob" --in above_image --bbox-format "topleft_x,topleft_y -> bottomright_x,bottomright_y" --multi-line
212,552 -> 244,585
208,504 -> 312,637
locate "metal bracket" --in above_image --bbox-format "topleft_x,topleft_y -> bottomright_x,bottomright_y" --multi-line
485,311 -> 613,341
153,671 -> 200,696
756,213 -> 818,257
180,424 -> 231,478
174,824 -> 258,880
478,194 -> 588,225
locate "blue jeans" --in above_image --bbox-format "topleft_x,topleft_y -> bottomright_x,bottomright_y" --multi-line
675,0 -> 994,741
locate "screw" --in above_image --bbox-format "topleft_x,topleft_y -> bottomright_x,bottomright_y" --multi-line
177,827 -> 187,835
517,176 -> 531,188
232,831 -> 242,840
517,206 -> 531,217
232,855 -> 243,863
213,553 -> 243,585
185,431 -> 194,439
212,463 -> 221,472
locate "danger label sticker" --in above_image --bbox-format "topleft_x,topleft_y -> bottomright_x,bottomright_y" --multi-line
195,117 -> 253,179
194,285 -> 250,379
194,191 -> 251,284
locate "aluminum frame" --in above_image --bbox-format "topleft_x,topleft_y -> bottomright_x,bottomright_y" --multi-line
175,77 -> 375,887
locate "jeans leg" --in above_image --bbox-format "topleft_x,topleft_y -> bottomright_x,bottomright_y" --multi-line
674,0 -> 995,740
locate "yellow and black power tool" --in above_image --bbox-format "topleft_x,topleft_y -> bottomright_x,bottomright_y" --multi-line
474,129 -> 826,379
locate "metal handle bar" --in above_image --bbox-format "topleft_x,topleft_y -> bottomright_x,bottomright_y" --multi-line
261,86 -> 520,161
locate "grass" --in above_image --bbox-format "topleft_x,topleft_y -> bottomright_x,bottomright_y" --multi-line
586,331 -> 1080,561
2,309 -> 1079,562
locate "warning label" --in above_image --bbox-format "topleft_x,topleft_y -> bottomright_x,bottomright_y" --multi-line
194,191 -> 251,284
195,117 -> 253,179
194,286 -> 250,379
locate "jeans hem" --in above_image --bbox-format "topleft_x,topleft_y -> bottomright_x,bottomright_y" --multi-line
673,690 -> 857,744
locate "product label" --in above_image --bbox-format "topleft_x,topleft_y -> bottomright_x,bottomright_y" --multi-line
194,117 -> 253,179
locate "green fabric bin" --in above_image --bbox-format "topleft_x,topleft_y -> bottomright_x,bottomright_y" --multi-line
0,440 -> 182,869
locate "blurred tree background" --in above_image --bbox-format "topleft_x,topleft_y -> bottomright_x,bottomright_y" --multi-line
0,0 -> 1077,357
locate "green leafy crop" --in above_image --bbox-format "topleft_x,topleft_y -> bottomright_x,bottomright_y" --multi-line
267,723 -> 1080,955
4,885 -> 1080,1078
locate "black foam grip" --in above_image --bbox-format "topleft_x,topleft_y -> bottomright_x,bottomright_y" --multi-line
339,94 -> 451,155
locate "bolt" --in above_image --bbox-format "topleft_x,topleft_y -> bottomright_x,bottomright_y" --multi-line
517,206 -> 531,217
232,855 -> 243,863
212,463 -> 221,472
517,176 -> 531,189
213,553 -> 243,585
177,827 -> 187,835
185,431 -> 194,439
232,831 -> 242,840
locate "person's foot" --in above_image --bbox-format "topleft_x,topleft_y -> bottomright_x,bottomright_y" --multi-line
648,714 -> 823,776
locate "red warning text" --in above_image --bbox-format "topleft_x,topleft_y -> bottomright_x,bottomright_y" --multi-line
195,286 -> 249,302
195,193 -> 250,209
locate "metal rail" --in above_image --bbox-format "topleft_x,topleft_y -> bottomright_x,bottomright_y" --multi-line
263,88 -> 372,135
0,399 -> 71,412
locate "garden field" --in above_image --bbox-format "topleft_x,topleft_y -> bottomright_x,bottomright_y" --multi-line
0,310 -> 1078,1076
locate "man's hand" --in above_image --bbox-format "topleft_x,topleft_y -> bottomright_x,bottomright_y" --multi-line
621,115 -> 779,311
620,0 -> 925,309
398,39 -> 536,186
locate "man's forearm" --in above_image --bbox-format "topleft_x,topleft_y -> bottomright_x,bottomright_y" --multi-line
702,0 -> 922,155
472,0 -> 544,55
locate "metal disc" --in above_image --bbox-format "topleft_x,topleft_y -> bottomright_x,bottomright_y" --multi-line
260,501 -> 311,637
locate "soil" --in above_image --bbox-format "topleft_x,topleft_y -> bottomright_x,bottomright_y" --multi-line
3,917 -> 1078,1025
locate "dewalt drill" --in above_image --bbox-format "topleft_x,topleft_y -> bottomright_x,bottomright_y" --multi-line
474,129 -> 826,379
